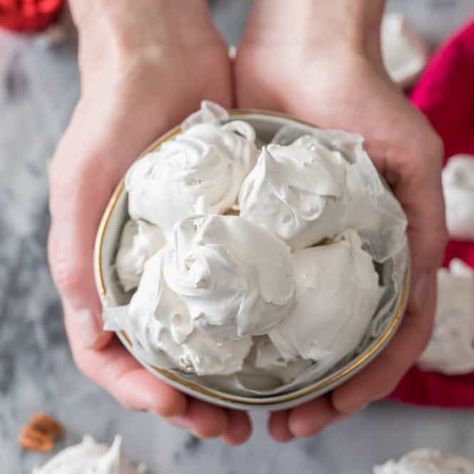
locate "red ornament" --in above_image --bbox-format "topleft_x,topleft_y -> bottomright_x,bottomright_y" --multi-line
0,0 -> 64,32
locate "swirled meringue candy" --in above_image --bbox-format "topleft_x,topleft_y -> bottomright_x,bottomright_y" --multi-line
269,230 -> 382,372
239,143 -> 347,251
33,435 -> 145,474
115,219 -> 165,292
442,155 -> 474,242
162,214 -> 295,338
240,132 -> 406,255
418,259 -> 474,375
107,251 -> 252,376
126,120 -> 258,234
373,449 -> 474,474
105,214 -> 294,375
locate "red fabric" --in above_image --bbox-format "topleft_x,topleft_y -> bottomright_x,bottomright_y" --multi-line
390,18 -> 474,408
410,21 -> 474,161
0,0 -> 63,32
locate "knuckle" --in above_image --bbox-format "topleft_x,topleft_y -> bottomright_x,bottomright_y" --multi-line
72,352 -> 93,379
116,395 -> 137,411
49,252 -> 88,299
405,151 -> 430,177
422,222 -> 448,265
49,155 -> 93,204
426,132 -> 444,166
400,132 -> 444,178
48,159 -> 69,209
433,224 -> 449,254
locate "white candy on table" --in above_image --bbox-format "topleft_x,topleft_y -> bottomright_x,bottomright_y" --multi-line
381,13 -> 430,88
373,448 -> 474,474
32,435 -> 145,474
442,154 -> 474,242
418,259 -> 474,375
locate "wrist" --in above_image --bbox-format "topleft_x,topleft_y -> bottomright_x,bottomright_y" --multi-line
71,0 -> 220,48
242,0 -> 384,63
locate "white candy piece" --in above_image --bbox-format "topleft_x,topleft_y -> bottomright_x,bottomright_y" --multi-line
381,13 -> 429,88
115,219 -> 165,292
163,214 -> 295,338
373,449 -> 474,474
269,230 -> 382,372
442,155 -> 474,242
108,251 -> 252,376
33,435 -> 145,474
126,121 -> 258,235
418,259 -> 474,375
239,143 -> 347,251
240,133 -> 406,258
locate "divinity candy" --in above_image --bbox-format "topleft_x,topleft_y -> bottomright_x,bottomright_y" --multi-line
374,449 -> 474,474
33,436 -> 145,474
126,120 -> 258,235
442,155 -> 474,242
418,259 -> 474,375
104,102 -> 406,385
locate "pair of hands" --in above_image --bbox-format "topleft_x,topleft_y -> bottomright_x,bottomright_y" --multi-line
48,0 -> 447,445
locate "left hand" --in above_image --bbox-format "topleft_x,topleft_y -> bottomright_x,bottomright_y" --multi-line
48,0 -> 250,445
235,0 -> 447,441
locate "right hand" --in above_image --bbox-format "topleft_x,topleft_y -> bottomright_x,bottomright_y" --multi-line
48,0 -> 251,445
235,0 -> 447,441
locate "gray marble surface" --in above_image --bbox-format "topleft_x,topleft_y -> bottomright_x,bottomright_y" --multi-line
1,1 -> 474,473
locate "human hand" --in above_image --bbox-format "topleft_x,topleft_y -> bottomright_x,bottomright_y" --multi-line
48,0 -> 250,445
235,0 -> 447,441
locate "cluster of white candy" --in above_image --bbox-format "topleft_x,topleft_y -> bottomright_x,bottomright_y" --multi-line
106,106 -> 401,378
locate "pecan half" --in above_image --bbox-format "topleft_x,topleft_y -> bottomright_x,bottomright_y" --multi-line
18,412 -> 64,452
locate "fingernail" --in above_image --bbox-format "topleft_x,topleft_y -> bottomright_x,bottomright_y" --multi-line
75,309 -> 101,349
414,272 -> 430,310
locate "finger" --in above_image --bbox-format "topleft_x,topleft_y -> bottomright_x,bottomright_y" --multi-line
64,305 -> 187,416
222,410 -> 252,445
331,272 -> 437,414
268,410 -> 294,443
169,400 -> 229,439
287,396 -> 340,438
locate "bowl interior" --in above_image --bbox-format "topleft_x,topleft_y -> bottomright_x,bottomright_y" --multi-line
94,111 -> 410,411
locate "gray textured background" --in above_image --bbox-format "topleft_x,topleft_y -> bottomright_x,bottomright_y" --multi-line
1,1 -> 474,473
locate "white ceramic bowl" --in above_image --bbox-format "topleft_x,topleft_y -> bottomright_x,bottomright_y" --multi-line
94,110 -> 410,411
